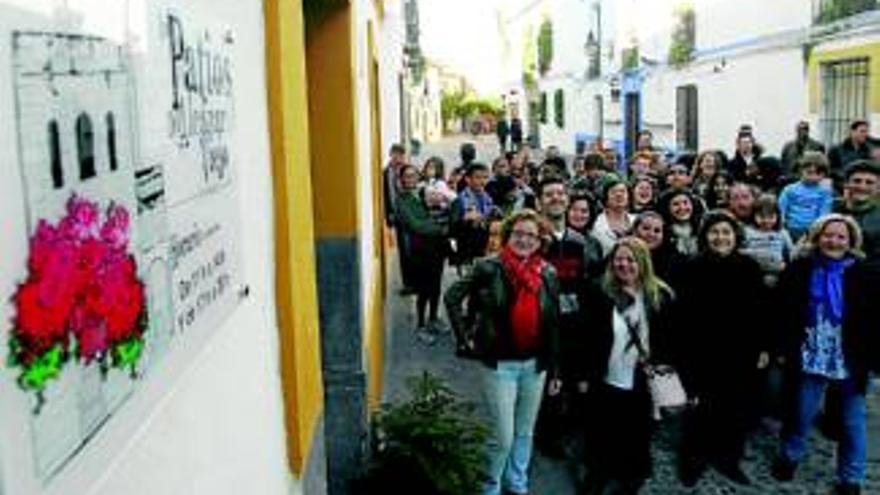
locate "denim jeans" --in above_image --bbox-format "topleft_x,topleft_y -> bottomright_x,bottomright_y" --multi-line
481,359 -> 547,495
781,373 -> 867,484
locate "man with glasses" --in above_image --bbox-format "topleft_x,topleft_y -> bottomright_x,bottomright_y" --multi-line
665,163 -> 693,191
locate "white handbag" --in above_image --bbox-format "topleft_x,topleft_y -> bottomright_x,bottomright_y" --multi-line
644,364 -> 688,420
625,317 -> 688,420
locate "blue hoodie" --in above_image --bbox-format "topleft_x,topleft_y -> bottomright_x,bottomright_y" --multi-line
779,181 -> 833,236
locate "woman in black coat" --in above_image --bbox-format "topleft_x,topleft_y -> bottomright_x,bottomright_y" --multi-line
630,210 -> 689,291
675,210 -> 767,487
575,237 -> 675,494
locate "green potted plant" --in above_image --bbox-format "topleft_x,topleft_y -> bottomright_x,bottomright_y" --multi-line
354,372 -> 490,494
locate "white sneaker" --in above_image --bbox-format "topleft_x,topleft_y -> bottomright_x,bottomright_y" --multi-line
428,319 -> 450,334
416,328 -> 436,346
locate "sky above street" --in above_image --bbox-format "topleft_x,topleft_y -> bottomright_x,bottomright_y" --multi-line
419,0 -> 516,96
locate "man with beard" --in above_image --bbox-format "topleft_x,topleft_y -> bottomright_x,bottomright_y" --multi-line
533,175 -> 603,458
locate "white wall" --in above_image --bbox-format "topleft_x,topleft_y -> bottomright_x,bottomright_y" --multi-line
640,69 -> 677,149
356,0 -> 377,353
680,48 -> 808,154
0,1 -> 292,494
537,81 -> 570,153
548,0 -> 589,77
631,46 -> 809,155
614,0 -> 675,63
380,0 -> 405,154
696,0 -> 811,50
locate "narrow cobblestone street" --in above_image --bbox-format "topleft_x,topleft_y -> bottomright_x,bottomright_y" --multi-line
385,135 -> 880,495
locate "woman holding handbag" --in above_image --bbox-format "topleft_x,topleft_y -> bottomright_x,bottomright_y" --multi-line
675,210 -> 767,487
576,236 -> 675,494
444,209 -> 562,495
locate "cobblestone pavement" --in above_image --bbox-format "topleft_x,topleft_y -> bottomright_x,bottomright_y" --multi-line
412,133 -> 528,170
386,135 -> 880,495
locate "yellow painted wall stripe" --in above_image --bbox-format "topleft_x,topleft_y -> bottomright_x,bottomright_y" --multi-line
809,42 -> 880,114
365,18 -> 387,413
306,7 -> 360,238
366,276 -> 385,411
264,0 -> 324,476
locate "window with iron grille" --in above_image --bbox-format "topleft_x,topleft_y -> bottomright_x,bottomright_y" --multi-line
819,58 -> 869,147
676,85 -> 698,152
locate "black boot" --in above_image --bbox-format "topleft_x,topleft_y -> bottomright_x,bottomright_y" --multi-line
770,456 -> 796,482
678,458 -> 706,488
835,483 -> 861,495
713,460 -> 751,485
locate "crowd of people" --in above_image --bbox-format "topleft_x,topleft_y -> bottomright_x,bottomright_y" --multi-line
383,119 -> 880,495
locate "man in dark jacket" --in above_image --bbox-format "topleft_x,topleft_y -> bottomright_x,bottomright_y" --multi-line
510,115 -> 524,151
496,116 -> 510,155
728,131 -> 761,182
383,144 -> 416,294
383,143 -> 406,226
781,121 -> 825,179
829,120 -> 875,192
533,176 -> 602,456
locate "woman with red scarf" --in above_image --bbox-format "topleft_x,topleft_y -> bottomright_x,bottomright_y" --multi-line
445,209 -> 562,495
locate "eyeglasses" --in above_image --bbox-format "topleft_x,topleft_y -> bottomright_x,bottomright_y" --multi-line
511,230 -> 540,241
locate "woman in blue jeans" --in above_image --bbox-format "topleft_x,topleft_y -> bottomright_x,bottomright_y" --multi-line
445,209 -> 561,495
773,214 -> 880,495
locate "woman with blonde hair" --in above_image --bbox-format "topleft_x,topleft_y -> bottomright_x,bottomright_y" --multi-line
772,214 -> 879,495
445,209 -> 562,495
575,237 -> 675,494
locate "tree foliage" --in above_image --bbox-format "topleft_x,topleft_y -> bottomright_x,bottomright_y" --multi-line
622,46 -> 639,71
355,372 -> 490,495
538,18 -> 554,75
441,91 -> 467,124
816,0 -> 877,24
441,91 -> 503,127
522,24 -> 538,90
668,3 -> 695,68
406,45 -> 427,84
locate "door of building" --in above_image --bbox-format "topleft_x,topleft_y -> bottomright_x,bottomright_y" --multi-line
624,92 -> 640,160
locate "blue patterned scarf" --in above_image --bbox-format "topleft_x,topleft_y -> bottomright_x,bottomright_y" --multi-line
808,255 -> 856,327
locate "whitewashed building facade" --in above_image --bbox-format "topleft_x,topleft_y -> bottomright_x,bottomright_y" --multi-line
505,0 -> 880,160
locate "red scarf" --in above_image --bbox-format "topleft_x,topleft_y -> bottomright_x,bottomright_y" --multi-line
500,246 -> 545,353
